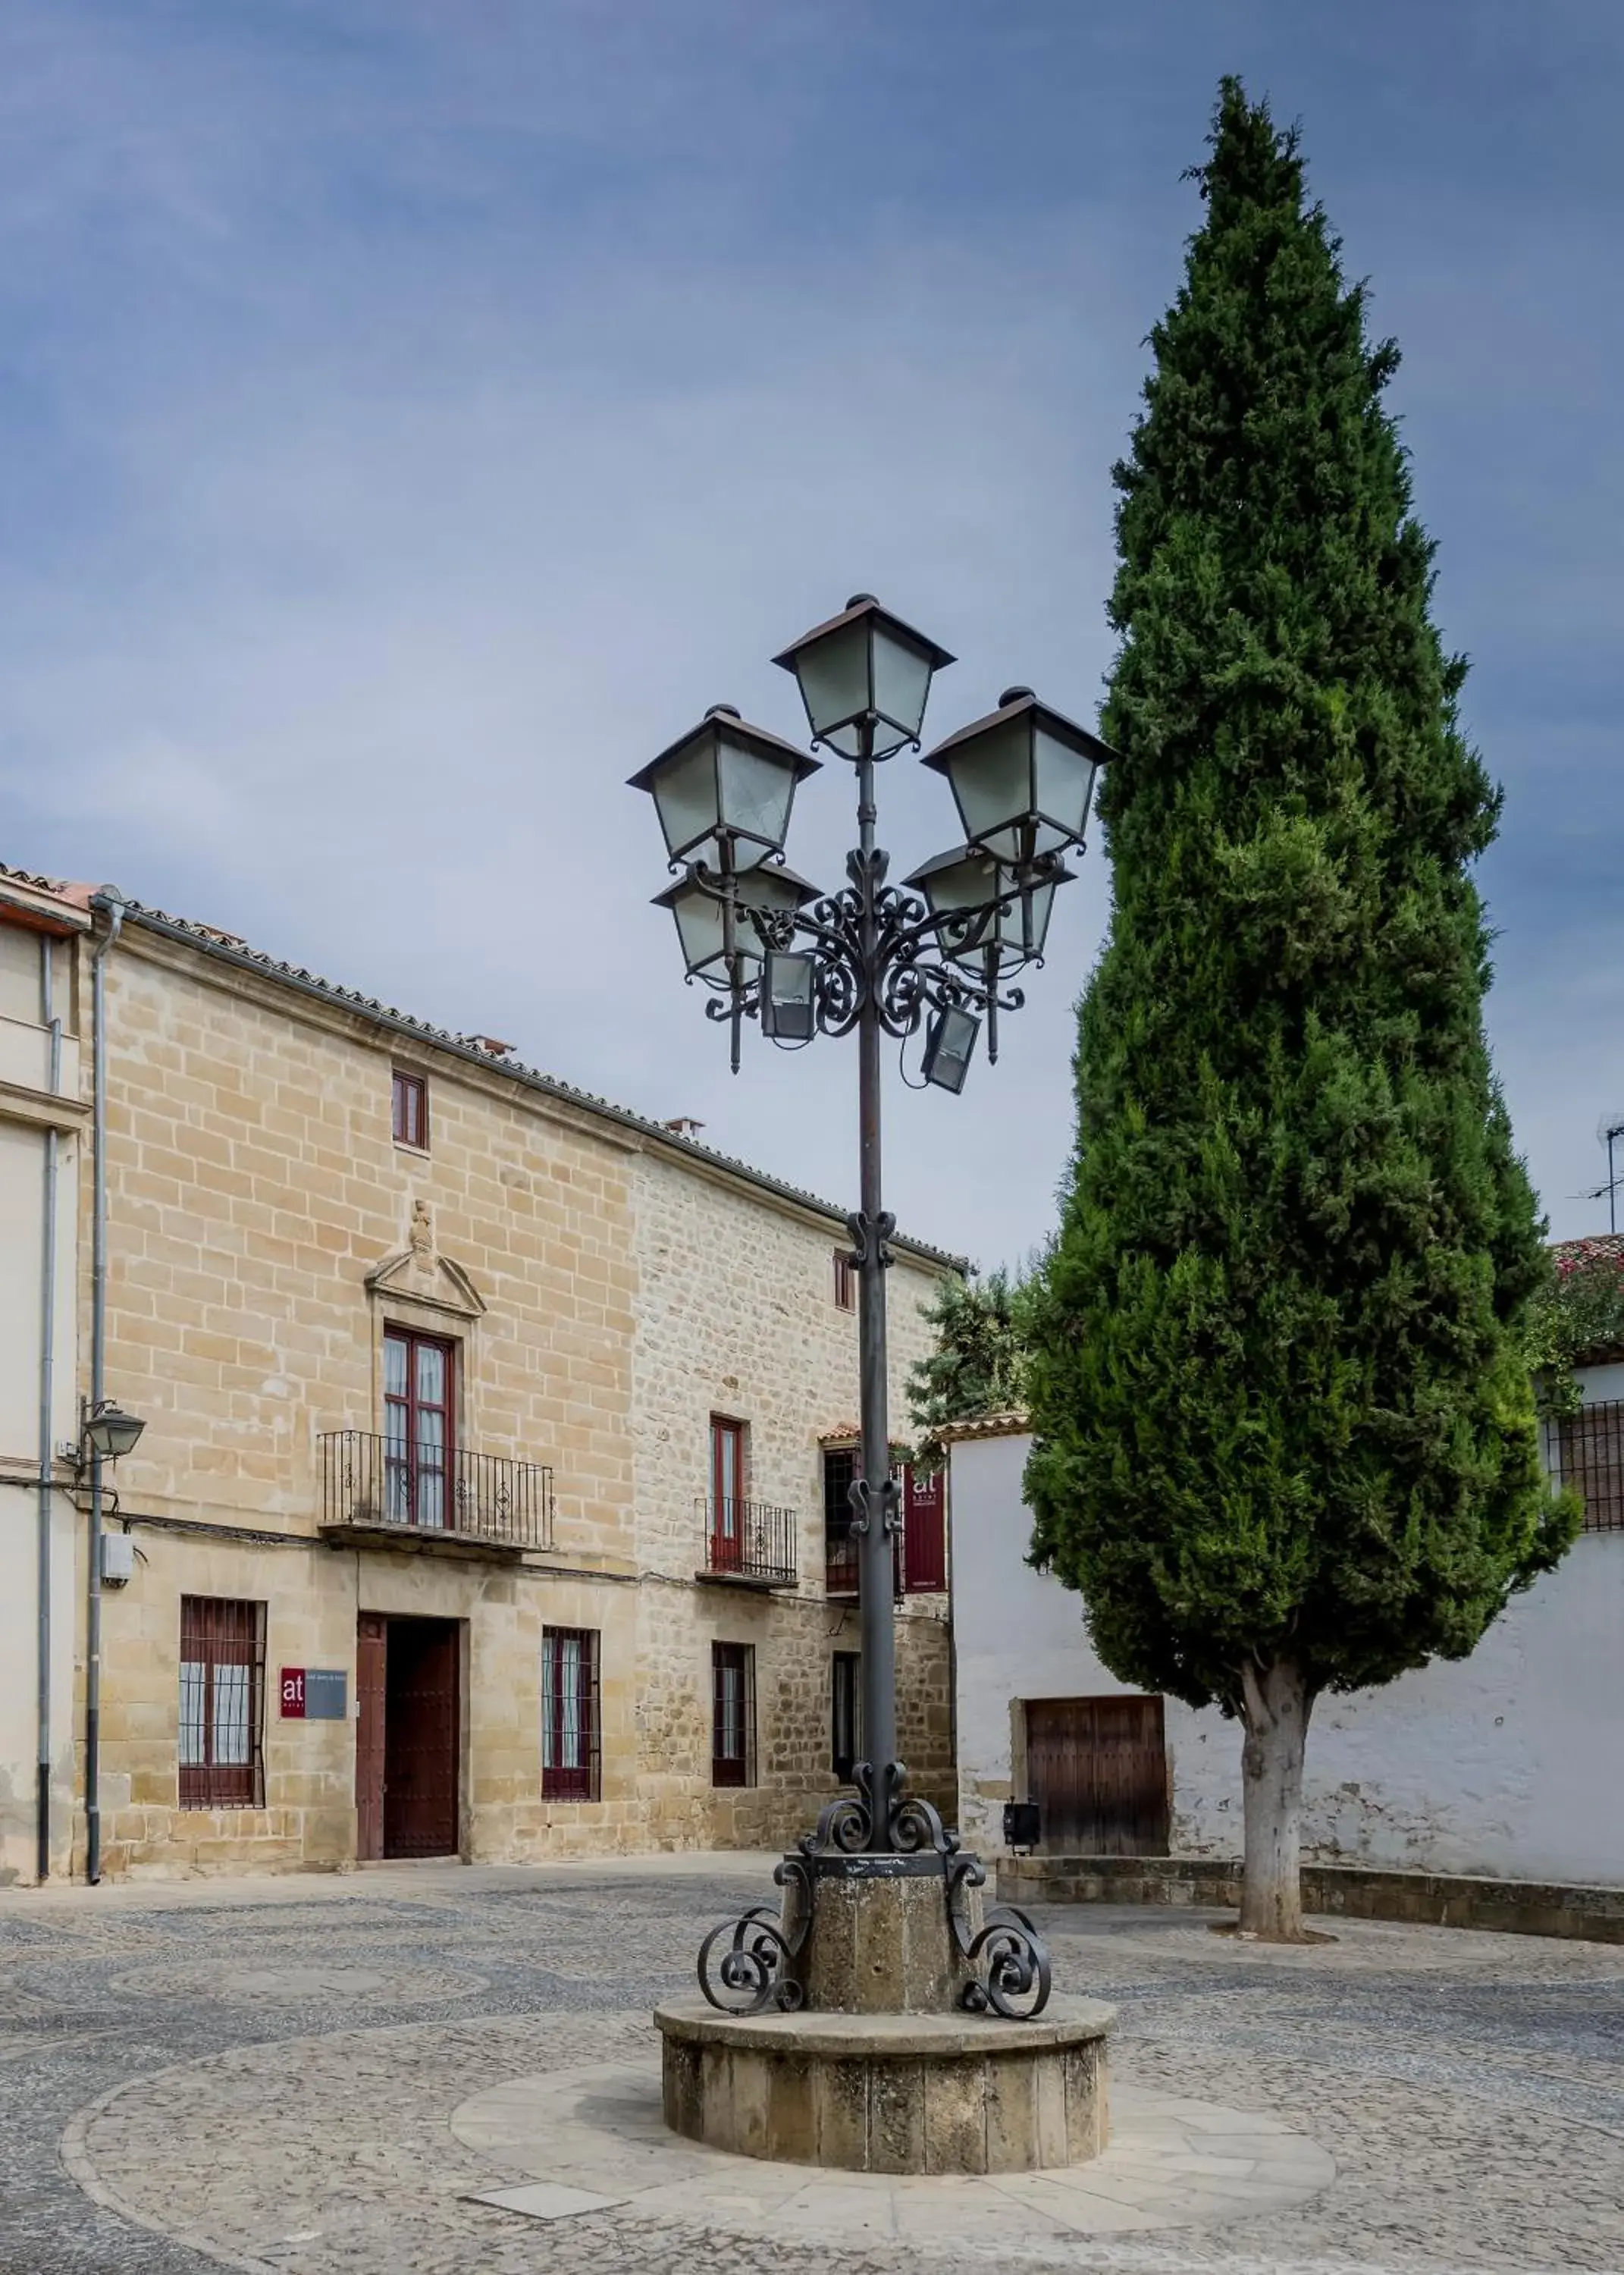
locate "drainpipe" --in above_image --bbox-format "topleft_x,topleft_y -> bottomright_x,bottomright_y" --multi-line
36,935 -> 61,1883
86,890 -> 125,1885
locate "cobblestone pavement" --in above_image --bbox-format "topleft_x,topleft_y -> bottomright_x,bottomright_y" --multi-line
4,1861 -> 1623,2273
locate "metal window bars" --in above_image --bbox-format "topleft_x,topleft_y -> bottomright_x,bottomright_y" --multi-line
178,1596 -> 266,1809
1544,1400 -> 1624,1533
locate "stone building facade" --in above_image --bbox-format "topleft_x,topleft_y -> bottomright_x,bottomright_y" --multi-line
0,867 -> 958,1881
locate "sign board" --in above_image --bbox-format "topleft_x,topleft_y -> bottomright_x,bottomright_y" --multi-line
280,1668 -> 348,1721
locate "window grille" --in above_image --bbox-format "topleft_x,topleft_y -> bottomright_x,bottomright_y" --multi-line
821,1445 -> 908,1598
542,1627 -> 601,1800
1545,1401 -> 1624,1533
711,1641 -> 757,1787
179,1596 -> 266,1809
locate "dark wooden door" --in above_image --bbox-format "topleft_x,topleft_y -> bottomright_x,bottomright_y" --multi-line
384,1618 -> 460,1858
1025,1695 -> 1169,1856
356,1613 -> 387,1861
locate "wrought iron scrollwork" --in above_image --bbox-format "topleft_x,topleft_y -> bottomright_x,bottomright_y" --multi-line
676,860 -> 1049,1057
947,1853 -> 1053,2019
697,1853 -> 814,2014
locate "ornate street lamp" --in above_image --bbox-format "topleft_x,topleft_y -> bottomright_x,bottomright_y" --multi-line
80,1400 -> 146,1464
630,598 -> 1116,2025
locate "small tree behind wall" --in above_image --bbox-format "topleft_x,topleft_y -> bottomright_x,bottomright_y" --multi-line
907,1268 -> 1030,1470
1024,81 -> 1578,1940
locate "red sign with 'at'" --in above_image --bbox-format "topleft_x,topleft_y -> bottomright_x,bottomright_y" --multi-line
281,1669 -> 306,1718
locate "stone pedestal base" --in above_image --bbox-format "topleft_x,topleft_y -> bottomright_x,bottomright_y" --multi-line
655,1996 -> 1114,2175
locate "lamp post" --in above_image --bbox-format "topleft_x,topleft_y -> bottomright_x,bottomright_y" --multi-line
632,596 -> 1114,2013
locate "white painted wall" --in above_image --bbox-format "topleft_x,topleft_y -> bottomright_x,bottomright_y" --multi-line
951,1410 -> 1624,1887
0,921 -> 82,1885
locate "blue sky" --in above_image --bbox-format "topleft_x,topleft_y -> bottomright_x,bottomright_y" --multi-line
2,1 -> 1619,1269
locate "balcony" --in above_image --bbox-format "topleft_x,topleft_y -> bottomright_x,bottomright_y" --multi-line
697,1497 -> 798,1589
318,1430 -> 555,1558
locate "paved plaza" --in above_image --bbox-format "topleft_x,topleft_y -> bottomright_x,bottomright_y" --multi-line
2,1856 -> 1622,2273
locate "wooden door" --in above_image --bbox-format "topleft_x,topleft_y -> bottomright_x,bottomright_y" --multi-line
384,1618 -> 460,1858
1024,1695 -> 1169,1856
356,1612 -> 387,1861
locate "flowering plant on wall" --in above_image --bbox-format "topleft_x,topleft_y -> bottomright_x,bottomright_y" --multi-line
1522,1239 -> 1624,1415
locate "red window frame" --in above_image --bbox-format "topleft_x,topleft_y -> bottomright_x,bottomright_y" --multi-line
709,1415 -> 747,1573
178,1596 -> 266,1809
542,1627 -> 600,1800
711,1641 -> 755,1787
832,1250 -> 856,1311
392,1068 -> 428,1149
384,1327 -> 455,1529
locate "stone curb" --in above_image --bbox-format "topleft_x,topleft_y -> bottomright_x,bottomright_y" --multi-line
995,1856 -> 1624,1944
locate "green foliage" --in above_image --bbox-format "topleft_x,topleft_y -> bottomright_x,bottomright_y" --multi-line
1024,80 -> 1579,1720
1522,1241 -> 1624,1417
907,1268 -> 1030,1467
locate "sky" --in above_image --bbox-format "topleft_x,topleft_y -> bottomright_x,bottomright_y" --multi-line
2,0 -> 1620,1273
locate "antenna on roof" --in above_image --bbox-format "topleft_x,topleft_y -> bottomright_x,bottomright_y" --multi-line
1586,1115 -> 1624,1235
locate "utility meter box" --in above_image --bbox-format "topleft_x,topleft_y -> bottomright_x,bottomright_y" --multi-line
100,1532 -> 136,1588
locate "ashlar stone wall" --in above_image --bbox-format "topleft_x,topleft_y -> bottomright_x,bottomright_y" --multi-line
630,1151 -> 955,1849
77,921 -> 959,1875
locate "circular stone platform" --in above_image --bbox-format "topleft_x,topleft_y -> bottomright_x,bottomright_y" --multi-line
450,2048 -> 1337,2240
656,1993 -> 1114,2174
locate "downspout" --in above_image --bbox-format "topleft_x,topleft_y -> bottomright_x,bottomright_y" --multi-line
36,936 -> 62,1883
86,890 -> 125,1885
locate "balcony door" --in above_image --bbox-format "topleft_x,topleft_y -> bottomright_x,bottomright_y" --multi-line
709,1416 -> 746,1572
384,1328 -> 454,1530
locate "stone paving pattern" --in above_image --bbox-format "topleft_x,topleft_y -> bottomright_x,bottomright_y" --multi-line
3,1861 -> 1623,2272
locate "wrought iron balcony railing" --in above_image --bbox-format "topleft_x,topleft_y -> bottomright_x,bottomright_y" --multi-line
698,1496 -> 798,1588
319,1429 -> 555,1551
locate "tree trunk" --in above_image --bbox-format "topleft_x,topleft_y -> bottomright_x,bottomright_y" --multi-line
1237,1659 -> 1314,1940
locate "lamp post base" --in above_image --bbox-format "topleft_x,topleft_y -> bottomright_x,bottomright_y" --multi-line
656,1994 -> 1114,2174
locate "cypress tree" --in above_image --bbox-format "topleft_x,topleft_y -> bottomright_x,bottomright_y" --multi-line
1024,80 -> 1579,1938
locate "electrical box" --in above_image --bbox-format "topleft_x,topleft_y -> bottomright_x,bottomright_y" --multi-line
1002,1800 -> 1041,1852
100,1532 -> 136,1588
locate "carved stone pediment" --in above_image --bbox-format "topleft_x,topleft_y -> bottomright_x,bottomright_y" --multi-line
365,1200 -> 487,1321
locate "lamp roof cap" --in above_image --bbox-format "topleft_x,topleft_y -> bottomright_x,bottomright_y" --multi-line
651,858 -> 823,910
770,594 -> 955,675
627,708 -> 819,795
923,689 -> 1120,772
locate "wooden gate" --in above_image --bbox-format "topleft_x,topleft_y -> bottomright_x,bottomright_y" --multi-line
382,1618 -> 461,1859
355,1613 -> 387,1862
1024,1695 -> 1169,1855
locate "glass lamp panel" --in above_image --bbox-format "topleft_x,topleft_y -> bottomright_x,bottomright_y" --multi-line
717,738 -> 798,855
647,733 -> 721,863
870,625 -> 933,744
736,864 -> 810,923
925,849 -> 1002,915
1033,726 -> 1099,844
668,886 -> 729,977
792,617 -> 871,748
1017,876 -> 1058,959
945,717 -> 1033,856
